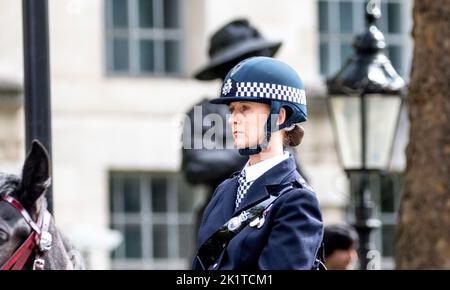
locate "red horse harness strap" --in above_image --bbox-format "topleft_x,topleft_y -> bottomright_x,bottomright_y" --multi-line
3,196 -> 41,234
1,231 -> 37,270
1,195 -> 52,270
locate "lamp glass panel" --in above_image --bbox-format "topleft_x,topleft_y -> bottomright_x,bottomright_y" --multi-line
330,96 -> 362,169
366,95 -> 402,169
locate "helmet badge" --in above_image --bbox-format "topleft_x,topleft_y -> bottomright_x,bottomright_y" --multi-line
222,78 -> 233,95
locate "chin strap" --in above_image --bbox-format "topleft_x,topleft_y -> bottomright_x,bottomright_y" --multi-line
238,102 -> 282,156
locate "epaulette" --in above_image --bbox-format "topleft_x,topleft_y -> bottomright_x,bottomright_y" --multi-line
294,176 -> 314,192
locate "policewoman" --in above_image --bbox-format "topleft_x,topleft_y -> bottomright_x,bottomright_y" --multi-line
193,57 -> 324,270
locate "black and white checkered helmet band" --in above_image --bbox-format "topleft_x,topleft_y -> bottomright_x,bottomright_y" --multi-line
235,82 -> 306,105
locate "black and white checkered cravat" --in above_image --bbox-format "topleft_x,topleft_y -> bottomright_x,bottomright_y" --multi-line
235,170 -> 253,209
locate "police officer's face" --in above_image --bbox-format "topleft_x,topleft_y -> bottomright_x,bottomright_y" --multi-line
228,101 -> 270,149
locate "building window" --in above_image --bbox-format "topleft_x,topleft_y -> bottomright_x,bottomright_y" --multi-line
347,172 -> 403,269
105,0 -> 183,76
318,0 -> 412,78
109,172 -> 202,269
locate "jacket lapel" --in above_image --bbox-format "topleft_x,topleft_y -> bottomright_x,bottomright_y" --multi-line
198,177 -> 239,248
234,155 -> 297,215
233,176 -> 270,215
221,176 -> 239,220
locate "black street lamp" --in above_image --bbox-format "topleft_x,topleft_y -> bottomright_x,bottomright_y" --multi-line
326,0 -> 406,269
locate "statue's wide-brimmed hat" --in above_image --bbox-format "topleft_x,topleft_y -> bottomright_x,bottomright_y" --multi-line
194,19 -> 282,80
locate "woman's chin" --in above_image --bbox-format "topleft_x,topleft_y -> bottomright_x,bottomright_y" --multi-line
234,142 -> 247,149
234,141 -> 258,149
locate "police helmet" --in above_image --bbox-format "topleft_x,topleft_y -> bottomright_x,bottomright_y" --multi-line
210,57 -> 307,155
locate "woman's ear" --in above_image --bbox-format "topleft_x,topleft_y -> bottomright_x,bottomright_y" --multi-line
277,107 -> 287,126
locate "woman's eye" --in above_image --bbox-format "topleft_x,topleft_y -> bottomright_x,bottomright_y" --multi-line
241,106 -> 249,112
0,229 -> 8,244
229,107 -> 234,113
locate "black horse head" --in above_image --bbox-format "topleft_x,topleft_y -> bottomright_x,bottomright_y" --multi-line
0,140 -> 84,269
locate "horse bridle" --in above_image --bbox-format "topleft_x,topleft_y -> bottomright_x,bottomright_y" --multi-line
1,195 -> 52,270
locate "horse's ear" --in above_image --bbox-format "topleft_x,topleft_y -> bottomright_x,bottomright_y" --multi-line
19,140 -> 52,211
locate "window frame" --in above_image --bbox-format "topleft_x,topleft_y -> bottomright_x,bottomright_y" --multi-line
104,0 -> 185,77
318,0 -> 413,79
109,171 -> 201,269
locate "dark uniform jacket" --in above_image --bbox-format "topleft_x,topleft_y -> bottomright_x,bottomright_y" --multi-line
192,154 -> 323,270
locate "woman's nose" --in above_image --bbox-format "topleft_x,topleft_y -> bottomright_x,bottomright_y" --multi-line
228,113 -> 234,125
228,112 -> 238,125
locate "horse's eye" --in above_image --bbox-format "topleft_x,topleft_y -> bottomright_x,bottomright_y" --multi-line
0,229 -> 8,244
